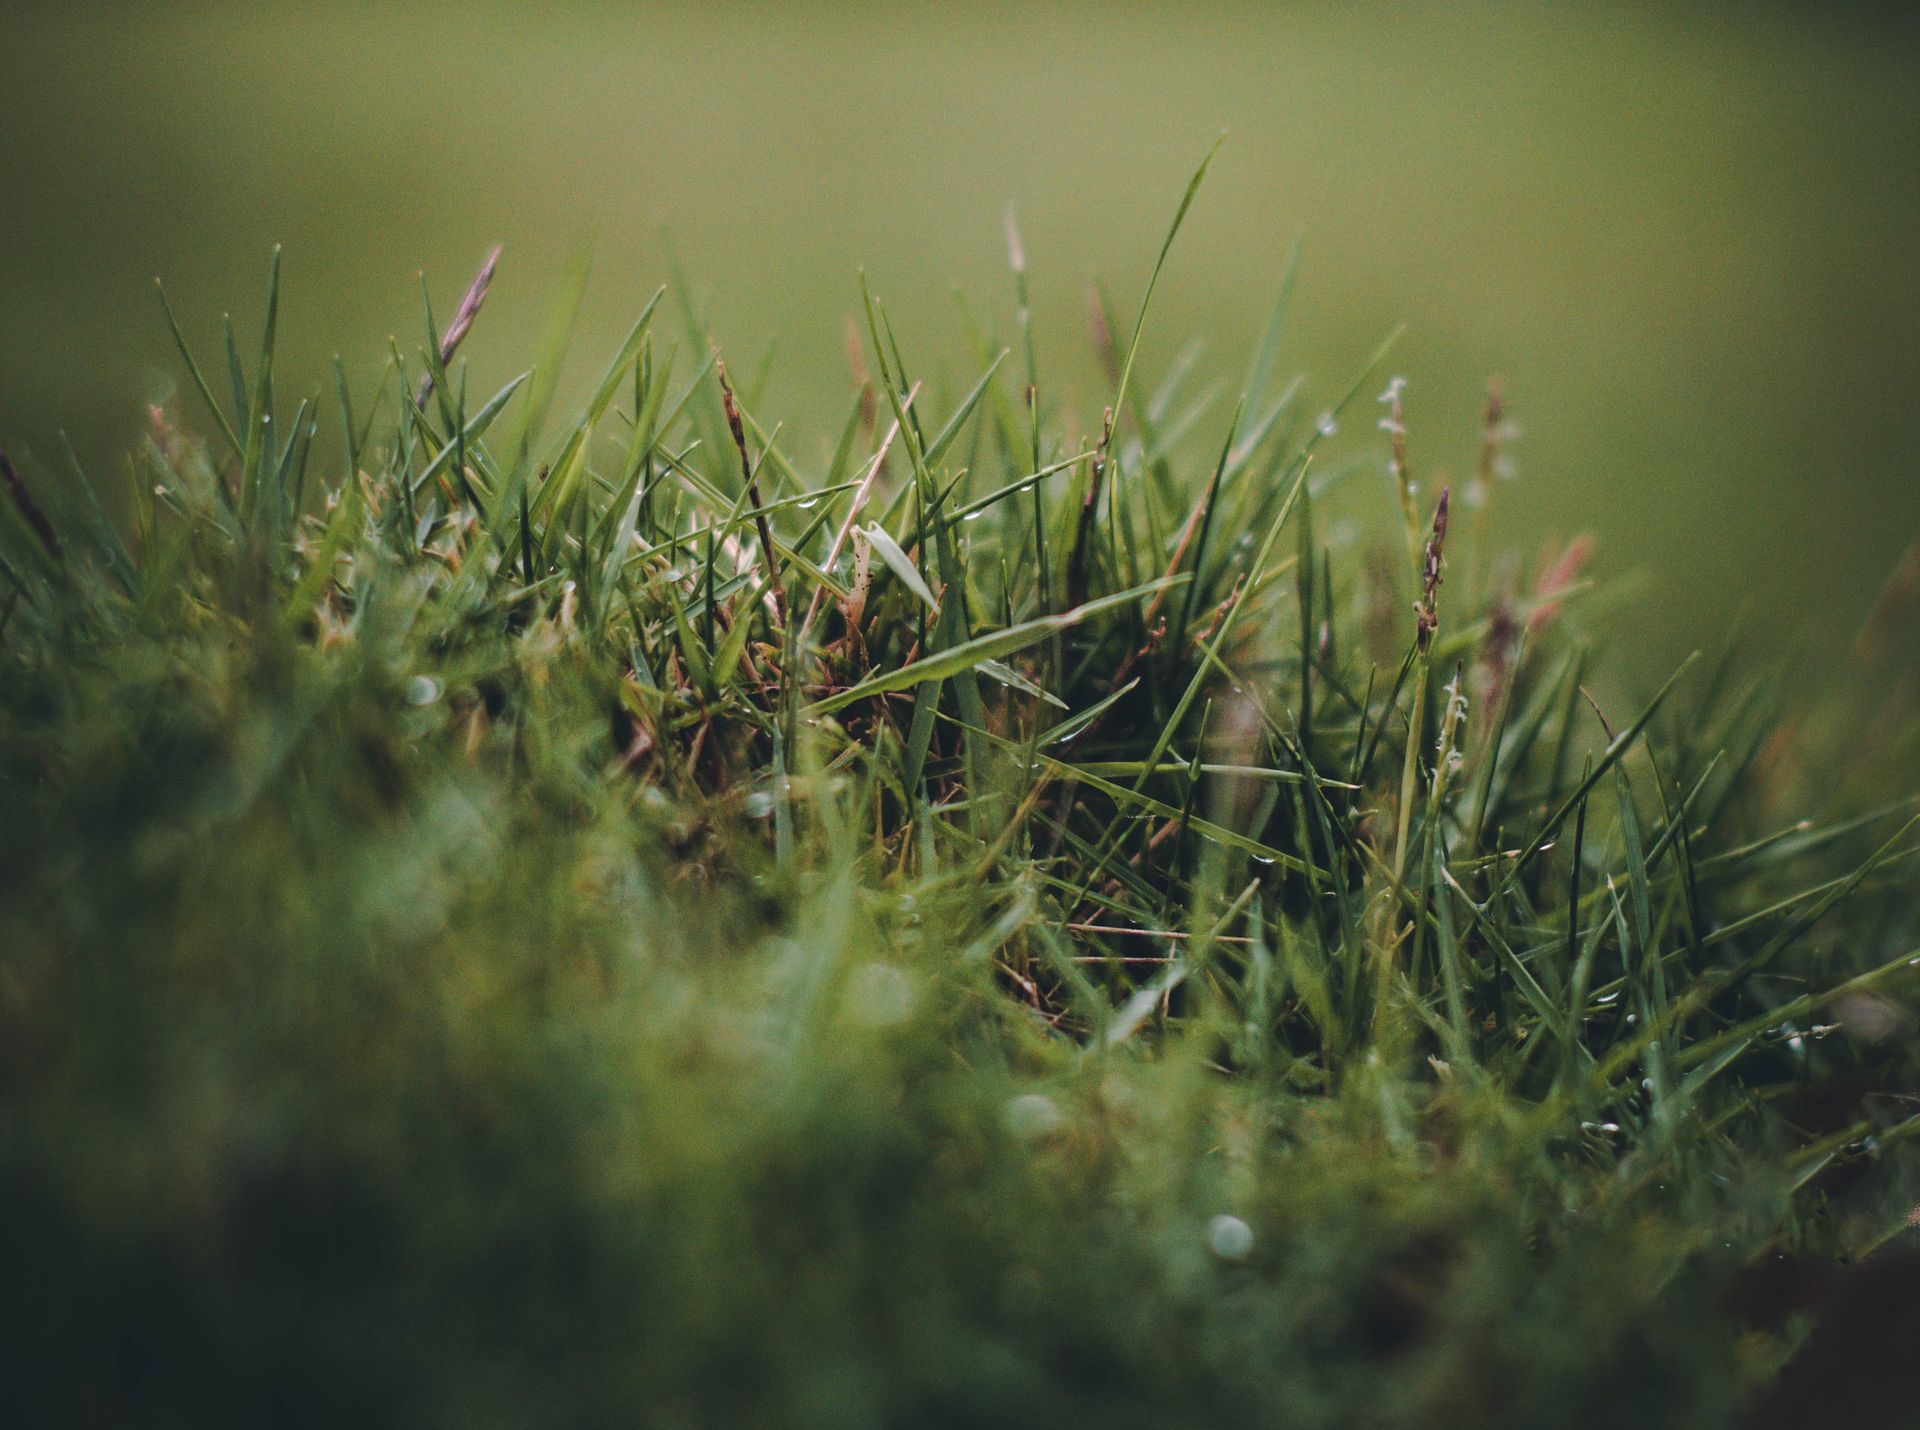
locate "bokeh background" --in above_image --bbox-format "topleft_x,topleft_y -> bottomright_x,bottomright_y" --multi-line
3,1 -> 1916,674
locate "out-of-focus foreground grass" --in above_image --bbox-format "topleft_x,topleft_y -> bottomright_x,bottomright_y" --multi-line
2,0 -> 1917,674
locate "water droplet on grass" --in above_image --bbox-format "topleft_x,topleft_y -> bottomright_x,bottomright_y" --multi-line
1207,1214 -> 1254,1260
849,961 -> 915,1026
1005,1093 -> 1063,1140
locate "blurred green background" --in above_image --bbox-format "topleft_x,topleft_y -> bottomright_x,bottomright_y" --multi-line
2,1 -> 1915,671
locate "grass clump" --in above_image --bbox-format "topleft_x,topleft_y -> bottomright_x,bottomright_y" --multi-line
2,163 -> 1918,1427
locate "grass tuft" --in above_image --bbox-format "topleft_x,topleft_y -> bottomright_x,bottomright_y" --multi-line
2,169 -> 1918,1426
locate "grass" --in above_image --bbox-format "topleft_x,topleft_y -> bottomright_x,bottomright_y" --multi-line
2,158 -> 1918,1427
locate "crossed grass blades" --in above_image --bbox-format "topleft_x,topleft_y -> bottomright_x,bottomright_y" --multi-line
2,146 -> 1918,1423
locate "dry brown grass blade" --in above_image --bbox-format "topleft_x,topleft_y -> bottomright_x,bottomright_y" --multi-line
798,383 -> 917,650
416,244 -> 502,408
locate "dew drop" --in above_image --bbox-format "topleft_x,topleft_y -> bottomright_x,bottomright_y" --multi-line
849,961 -> 915,1026
1207,1214 -> 1254,1261
1005,1093 -> 1063,1140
